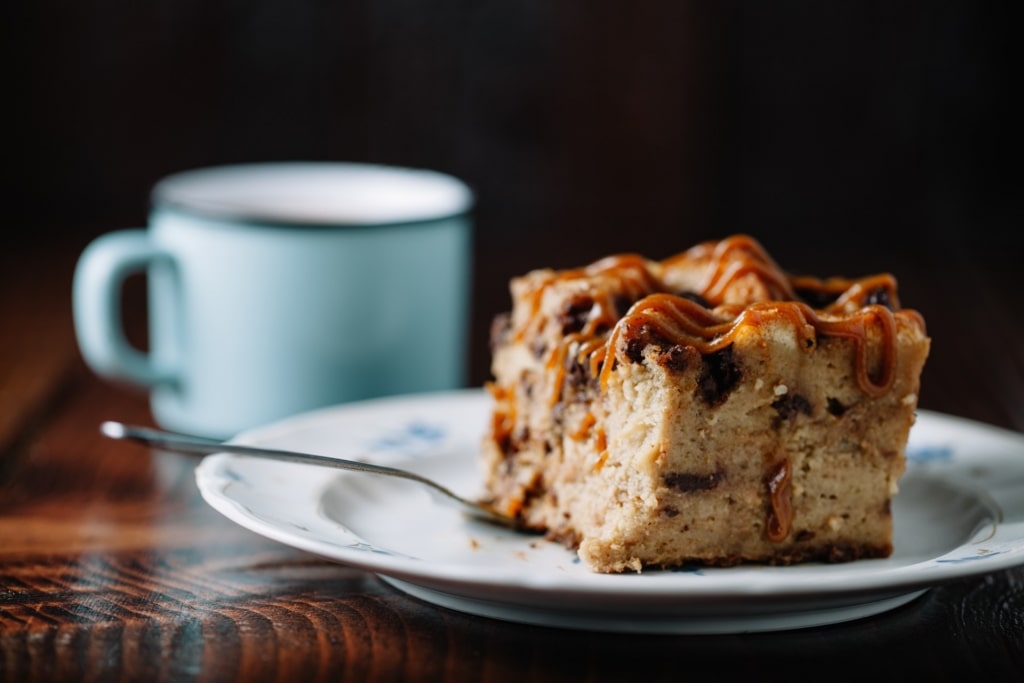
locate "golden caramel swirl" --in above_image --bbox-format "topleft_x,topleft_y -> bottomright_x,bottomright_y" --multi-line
519,235 -> 926,405
598,295 -> 914,398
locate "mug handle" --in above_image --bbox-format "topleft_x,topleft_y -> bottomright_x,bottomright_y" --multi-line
72,229 -> 176,388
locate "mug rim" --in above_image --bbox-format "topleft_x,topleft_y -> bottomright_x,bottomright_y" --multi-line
151,161 -> 475,228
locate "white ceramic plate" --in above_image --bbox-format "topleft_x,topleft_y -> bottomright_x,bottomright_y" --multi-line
195,389 -> 1024,634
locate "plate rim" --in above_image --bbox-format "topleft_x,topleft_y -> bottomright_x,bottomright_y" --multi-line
194,389 -> 1024,607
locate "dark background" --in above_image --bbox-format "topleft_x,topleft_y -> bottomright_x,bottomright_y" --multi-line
6,1 -> 1021,424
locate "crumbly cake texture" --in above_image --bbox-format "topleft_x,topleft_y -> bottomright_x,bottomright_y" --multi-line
481,235 -> 930,573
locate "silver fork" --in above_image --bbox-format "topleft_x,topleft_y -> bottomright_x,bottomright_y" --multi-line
100,421 -> 517,528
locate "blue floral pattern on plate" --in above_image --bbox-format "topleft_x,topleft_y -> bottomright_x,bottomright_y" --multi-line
365,421 -> 447,458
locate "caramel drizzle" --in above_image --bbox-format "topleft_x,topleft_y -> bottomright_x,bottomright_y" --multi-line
597,294 -> 905,398
766,458 -> 793,542
538,256 -> 663,406
689,234 -> 796,304
570,411 -> 596,439
593,429 -> 608,471
518,236 -> 926,449
516,254 -> 661,343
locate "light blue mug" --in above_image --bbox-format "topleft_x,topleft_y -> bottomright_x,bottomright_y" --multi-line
73,162 -> 474,438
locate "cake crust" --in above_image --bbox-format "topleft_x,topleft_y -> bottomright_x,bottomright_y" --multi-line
482,235 -> 930,573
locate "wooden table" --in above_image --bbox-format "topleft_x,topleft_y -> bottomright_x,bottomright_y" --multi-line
2,238 -> 1022,682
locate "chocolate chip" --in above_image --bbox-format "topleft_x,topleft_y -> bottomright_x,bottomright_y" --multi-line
826,397 -> 846,416
497,430 -> 515,458
559,296 -> 594,334
659,344 -> 690,373
623,324 -> 692,374
564,354 -> 598,395
677,291 -> 712,308
612,294 -> 634,317
772,393 -> 812,425
794,286 -> 841,309
795,530 -> 816,542
564,356 -> 587,388
664,471 -> 723,492
697,345 -> 741,406
625,337 -> 646,364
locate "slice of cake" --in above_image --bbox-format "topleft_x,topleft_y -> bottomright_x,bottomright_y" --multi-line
481,234 -> 930,573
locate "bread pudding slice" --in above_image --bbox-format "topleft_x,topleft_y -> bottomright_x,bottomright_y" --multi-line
481,235 -> 930,573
